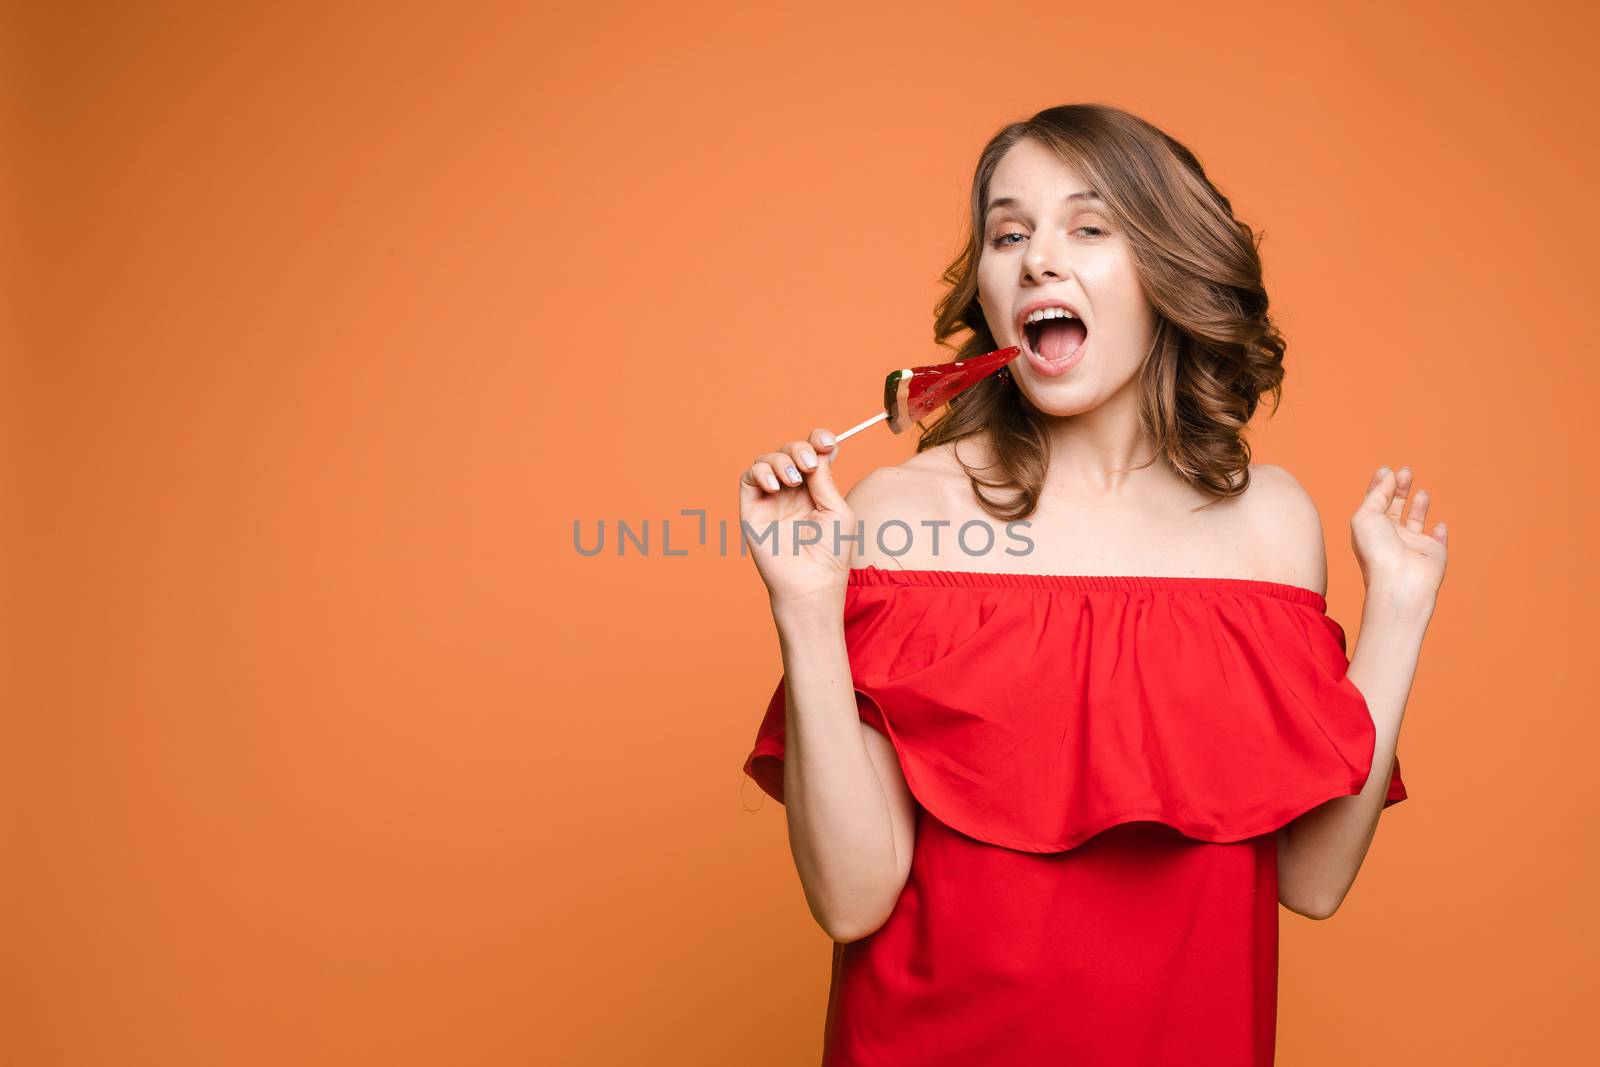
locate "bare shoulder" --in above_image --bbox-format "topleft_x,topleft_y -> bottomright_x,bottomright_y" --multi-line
844,441 -> 975,510
903,436 -> 997,478
1237,463 -> 1329,595
843,460 -> 930,515
843,442 -> 974,569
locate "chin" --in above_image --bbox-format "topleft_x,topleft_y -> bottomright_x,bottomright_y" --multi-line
1015,376 -> 1099,417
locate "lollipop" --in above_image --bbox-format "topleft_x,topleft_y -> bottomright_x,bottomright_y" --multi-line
833,346 -> 1021,443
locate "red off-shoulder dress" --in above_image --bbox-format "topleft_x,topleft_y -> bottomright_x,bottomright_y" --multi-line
742,566 -> 1407,1067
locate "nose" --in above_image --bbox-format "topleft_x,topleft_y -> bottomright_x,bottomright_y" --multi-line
1021,226 -> 1074,285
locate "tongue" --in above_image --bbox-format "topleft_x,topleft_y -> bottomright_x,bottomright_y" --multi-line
1038,318 -> 1086,361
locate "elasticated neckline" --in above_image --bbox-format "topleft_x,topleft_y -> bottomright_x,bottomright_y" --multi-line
847,564 -> 1327,613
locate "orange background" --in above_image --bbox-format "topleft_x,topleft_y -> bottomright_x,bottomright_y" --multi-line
5,2 -> 1595,1064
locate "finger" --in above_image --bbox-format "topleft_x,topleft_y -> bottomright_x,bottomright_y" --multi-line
763,450 -> 804,487
1385,466 -> 1412,524
743,461 -> 782,493
802,437 -> 850,513
785,439 -> 821,475
1406,487 -> 1431,534
1360,465 -> 1393,513
810,427 -> 841,463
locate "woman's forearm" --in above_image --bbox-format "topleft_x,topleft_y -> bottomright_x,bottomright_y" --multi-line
1278,585 -> 1434,918
772,601 -> 902,941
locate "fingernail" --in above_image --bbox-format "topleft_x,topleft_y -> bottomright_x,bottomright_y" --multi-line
786,465 -> 800,481
819,431 -> 836,446
800,448 -> 818,469
764,473 -> 779,490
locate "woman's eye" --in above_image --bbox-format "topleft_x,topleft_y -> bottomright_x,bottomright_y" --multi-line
988,225 -> 1107,249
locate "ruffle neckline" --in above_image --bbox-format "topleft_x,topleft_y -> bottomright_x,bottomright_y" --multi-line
744,566 -> 1406,854
847,564 -> 1328,610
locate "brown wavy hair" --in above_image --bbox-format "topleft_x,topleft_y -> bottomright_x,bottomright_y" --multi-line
920,103 -> 1287,521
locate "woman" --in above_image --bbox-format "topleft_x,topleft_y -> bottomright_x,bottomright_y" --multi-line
738,104 -> 1447,1065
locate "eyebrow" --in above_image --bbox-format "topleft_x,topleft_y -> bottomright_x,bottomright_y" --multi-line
986,190 -> 1105,216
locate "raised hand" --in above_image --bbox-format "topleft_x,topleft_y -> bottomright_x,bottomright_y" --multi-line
1350,465 -> 1449,612
739,427 -> 855,613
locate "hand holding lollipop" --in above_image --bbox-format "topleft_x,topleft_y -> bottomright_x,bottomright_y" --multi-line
740,345 -> 1021,612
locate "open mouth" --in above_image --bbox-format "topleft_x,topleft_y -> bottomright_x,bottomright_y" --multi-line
1022,315 -> 1089,362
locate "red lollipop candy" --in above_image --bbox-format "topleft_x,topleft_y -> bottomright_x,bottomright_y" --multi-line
833,346 -> 1021,443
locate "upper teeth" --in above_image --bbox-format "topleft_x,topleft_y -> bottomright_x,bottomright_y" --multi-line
1025,307 -> 1078,325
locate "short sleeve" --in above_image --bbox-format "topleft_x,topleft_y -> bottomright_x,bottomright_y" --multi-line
1385,752 -> 1408,805
742,675 -> 890,806
742,572 -> 1411,852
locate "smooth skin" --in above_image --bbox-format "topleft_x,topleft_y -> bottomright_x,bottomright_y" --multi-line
740,138 -> 1447,939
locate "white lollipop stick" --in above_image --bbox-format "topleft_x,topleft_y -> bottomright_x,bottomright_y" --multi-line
832,410 -> 888,444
